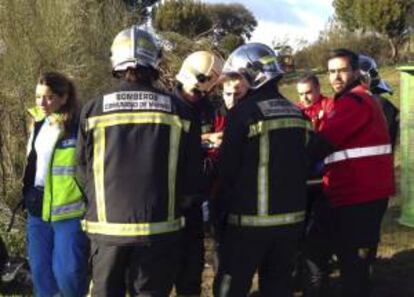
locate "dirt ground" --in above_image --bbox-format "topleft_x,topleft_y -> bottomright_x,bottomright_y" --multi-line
1,204 -> 412,296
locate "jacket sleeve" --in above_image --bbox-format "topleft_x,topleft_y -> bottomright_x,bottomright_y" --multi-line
217,109 -> 248,202
307,131 -> 336,162
179,114 -> 202,210
319,95 -> 371,148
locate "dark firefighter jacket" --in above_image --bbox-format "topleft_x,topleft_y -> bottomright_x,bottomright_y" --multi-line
374,94 -> 399,150
216,81 -> 311,229
173,88 -> 216,136
173,87 -> 217,191
76,81 -> 201,245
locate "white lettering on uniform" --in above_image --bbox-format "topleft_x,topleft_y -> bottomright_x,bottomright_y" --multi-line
257,98 -> 302,118
103,91 -> 172,113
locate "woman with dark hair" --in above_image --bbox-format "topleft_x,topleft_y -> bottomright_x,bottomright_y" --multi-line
23,72 -> 87,297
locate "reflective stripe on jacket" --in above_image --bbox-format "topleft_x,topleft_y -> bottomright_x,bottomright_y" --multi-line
324,144 -> 392,164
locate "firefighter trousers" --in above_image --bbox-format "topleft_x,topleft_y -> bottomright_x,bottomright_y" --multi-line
89,239 -> 180,297
213,224 -> 302,297
175,204 -> 205,295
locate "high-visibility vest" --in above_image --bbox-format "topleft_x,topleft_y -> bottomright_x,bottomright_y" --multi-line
28,107 -> 85,222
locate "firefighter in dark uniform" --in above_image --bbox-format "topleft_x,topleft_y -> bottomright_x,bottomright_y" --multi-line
76,26 -> 201,296
173,51 -> 223,297
213,43 -> 311,297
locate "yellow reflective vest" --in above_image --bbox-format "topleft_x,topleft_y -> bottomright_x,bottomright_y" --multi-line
27,107 -> 85,222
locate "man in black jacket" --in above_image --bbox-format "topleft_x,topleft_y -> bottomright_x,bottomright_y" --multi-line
76,26 -> 201,297
172,51 -> 223,297
359,54 -> 399,149
213,43 -> 310,297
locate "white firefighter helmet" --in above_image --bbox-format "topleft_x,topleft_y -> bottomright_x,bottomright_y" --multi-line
222,43 -> 284,90
358,54 -> 393,95
176,51 -> 224,93
110,25 -> 161,74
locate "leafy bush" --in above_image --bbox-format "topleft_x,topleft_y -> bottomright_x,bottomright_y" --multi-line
295,21 -> 390,70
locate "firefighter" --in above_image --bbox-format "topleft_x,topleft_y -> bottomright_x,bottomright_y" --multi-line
358,54 -> 399,149
173,51 -> 223,297
213,43 -> 310,297
76,26 -> 201,296
175,51 -> 222,137
23,72 -> 88,297
307,48 -> 395,297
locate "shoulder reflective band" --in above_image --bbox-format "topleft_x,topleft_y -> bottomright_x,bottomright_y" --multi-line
86,112 -> 190,132
82,217 -> 185,236
248,118 -> 312,138
227,211 -> 305,227
324,144 -> 392,165
248,118 -> 311,216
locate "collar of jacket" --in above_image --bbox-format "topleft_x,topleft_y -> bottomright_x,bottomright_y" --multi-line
27,106 -> 64,125
218,103 -> 228,117
173,87 -> 189,104
248,79 -> 283,102
27,106 -> 46,122
119,80 -> 153,90
173,86 -> 211,111
26,107 -> 79,138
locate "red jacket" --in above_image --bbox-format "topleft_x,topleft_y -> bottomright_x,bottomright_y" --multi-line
318,85 -> 395,207
297,95 -> 333,132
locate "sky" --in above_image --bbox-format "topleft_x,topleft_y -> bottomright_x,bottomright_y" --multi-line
202,0 -> 335,50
